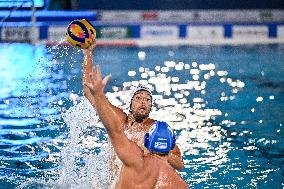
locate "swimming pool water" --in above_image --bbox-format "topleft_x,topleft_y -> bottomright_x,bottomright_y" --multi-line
0,43 -> 283,189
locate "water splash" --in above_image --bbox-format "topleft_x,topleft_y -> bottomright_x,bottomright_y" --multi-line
17,98 -> 115,189
59,98 -> 111,188
3,45 -> 282,188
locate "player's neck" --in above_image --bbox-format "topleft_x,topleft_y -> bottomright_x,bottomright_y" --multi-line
128,113 -> 149,124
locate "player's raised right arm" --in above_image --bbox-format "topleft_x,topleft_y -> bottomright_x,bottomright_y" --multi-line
82,43 -> 127,123
84,66 -> 143,169
82,42 -> 96,99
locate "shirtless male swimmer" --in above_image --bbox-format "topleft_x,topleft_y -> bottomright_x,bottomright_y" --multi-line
82,42 -> 184,171
83,64 -> 189,189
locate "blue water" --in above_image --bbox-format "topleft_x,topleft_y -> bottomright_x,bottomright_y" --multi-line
0,43 -> 283,189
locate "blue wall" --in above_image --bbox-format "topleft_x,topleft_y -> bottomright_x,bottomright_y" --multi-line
77,0 -> 284,10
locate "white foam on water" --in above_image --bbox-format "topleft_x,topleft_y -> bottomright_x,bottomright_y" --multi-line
16,57 -> 261,189
128,70 -> 136,77
138,51 -> 146,61
256,96 -> 263,102
17,98 -> 116,189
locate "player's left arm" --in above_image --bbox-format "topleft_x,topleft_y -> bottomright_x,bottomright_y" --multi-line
167,144 -> 184,170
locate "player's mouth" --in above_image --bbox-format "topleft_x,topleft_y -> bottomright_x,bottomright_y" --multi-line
140,106 -> 146,110
139,106 -> 147,112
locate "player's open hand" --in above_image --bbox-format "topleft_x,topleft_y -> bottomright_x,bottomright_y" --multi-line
83,65 -> 111,96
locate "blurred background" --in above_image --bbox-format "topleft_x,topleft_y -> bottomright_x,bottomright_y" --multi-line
0,1 -> 283,189
0,0 -> 284,45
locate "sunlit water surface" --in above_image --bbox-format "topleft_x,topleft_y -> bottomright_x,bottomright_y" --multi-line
0,43 -> 283,189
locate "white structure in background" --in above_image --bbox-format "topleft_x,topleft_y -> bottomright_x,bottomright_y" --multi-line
31,0 -> 38,44
1,9 -> 284,45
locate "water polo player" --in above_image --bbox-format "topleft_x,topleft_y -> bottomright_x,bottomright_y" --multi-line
82,42 -> 184,172
83,64 -> 188,188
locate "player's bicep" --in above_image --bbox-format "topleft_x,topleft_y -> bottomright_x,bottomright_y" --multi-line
110,104 -> 127,126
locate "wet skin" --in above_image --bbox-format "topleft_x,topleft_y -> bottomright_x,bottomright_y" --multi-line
82,43 -> 188,188
82,42 -> 184,171
84,66 -> 188,189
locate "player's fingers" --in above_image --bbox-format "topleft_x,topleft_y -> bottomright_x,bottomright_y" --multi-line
102,74 -> 111,86
83,82 -> 93,90
96,65 -> 102,80
89,72 -> 94,82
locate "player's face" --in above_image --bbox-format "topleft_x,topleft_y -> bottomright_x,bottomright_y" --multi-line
131,91 -> 152,119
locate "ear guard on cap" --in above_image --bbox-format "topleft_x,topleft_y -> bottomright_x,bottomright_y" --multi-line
144,121 -> 176,154
144,133 -> 150,148
172,134 -> 176,150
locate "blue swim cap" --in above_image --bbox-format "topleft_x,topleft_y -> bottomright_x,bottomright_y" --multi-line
144,121 -> 176,154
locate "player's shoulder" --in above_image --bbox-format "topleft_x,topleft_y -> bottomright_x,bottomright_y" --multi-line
145,118 -> 155,125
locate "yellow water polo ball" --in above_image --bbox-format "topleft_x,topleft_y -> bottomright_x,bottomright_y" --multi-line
66,19 -> 96,49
